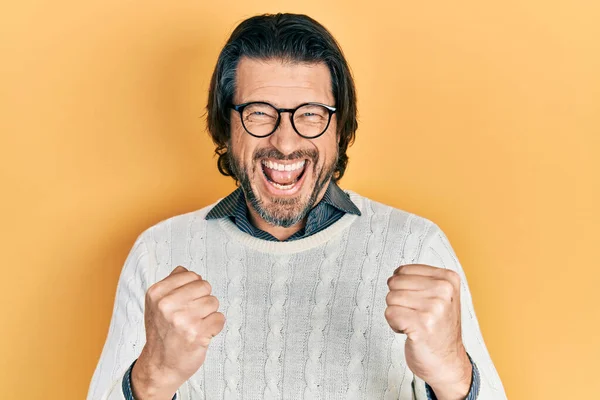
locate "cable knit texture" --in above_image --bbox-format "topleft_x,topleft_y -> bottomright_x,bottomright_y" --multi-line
87,191 -> 507,400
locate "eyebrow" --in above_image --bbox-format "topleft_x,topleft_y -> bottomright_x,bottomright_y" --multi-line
235,99 -> 334,108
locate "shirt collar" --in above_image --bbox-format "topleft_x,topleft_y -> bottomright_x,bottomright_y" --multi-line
320,180 -> 362,216
205,187 -> 244,220
205,180 -> 361,220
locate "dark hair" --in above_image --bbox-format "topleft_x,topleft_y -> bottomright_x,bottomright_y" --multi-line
206,13 -> 358,182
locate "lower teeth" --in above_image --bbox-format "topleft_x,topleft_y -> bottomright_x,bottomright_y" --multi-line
272,181 -> 295,190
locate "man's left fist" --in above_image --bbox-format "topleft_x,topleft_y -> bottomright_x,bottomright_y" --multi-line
385,264 -> 472,399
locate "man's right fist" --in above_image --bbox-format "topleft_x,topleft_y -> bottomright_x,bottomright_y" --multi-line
132,266 -> 225,400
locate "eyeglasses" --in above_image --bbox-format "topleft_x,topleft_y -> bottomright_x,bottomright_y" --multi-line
230,101 -> 337,139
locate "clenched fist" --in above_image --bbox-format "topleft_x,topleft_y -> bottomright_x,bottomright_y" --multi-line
385,264 -> 472,400
132,266 -> 225,400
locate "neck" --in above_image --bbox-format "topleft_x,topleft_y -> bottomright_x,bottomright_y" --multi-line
246,181 -> 331,241
247,210 -> 305,241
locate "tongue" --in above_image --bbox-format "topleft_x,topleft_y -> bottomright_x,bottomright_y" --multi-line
263,165 -> 304,185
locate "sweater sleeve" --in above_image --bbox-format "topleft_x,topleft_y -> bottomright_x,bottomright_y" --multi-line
415,223 -> 507,399
86,232 -> 182,400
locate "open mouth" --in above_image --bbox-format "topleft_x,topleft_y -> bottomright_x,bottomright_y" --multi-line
260,159 -> 308,192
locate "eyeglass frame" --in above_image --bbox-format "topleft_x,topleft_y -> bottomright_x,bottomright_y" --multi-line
229,101 -> 337,139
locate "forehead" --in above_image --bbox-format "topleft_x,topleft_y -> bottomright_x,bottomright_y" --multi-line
234,57 -> 334,107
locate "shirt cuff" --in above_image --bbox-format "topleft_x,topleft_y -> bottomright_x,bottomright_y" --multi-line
122,359 -> 177,400
425,353 -> 481,400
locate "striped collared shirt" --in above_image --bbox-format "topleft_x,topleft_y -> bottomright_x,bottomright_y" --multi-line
205,181 -> 362,241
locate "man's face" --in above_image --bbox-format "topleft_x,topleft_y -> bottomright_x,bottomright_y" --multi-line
228,57 -> 339,228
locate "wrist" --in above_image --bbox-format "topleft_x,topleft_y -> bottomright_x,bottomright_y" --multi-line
131,353 -> 179,400
428,350 -> 472,400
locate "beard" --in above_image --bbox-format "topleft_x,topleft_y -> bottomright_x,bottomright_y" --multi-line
227,146 -> 338,228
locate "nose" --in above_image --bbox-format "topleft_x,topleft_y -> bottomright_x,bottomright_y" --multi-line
267,113 -> 304,157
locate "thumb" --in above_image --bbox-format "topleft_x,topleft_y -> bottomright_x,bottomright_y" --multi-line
170,265 -> 188,275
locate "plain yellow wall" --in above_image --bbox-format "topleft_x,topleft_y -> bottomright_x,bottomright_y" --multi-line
1,1 -> 598,398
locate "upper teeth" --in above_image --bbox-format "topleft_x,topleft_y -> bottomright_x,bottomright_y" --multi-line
262,160 -> 306,172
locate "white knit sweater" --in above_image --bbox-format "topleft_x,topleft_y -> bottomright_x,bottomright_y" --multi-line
87,192 -> 506,400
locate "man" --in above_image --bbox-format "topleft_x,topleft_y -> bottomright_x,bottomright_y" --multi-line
88,13 -> 506,400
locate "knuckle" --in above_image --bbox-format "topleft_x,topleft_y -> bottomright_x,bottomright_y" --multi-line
384,306 -> 396,321
171,312 -> 189,330
445,269 -> 460,284
200,280 -> 212,294
197,333 -> 212,348
213,312 -> 226,326
394,265 -> 407,275
214,312 -> 226,329
156,298 -> 173,315
200,295 -> 219,312
208,295 -> 220,310
437,280 -> 454,299
146,284 -> 161,301
184,327 -> 199,343
385,291 -> 395,305
423,312 -> 436,330
429,299 -> 446,316
182,271 -> 202,281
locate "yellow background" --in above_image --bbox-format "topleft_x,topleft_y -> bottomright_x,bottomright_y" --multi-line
1,1 -> 598,399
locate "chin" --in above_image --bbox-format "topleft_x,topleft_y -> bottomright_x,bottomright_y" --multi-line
232,153 -> 334,228
251,175 -> 316,227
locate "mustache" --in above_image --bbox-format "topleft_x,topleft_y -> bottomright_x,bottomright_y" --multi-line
253,148 -> 318,162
